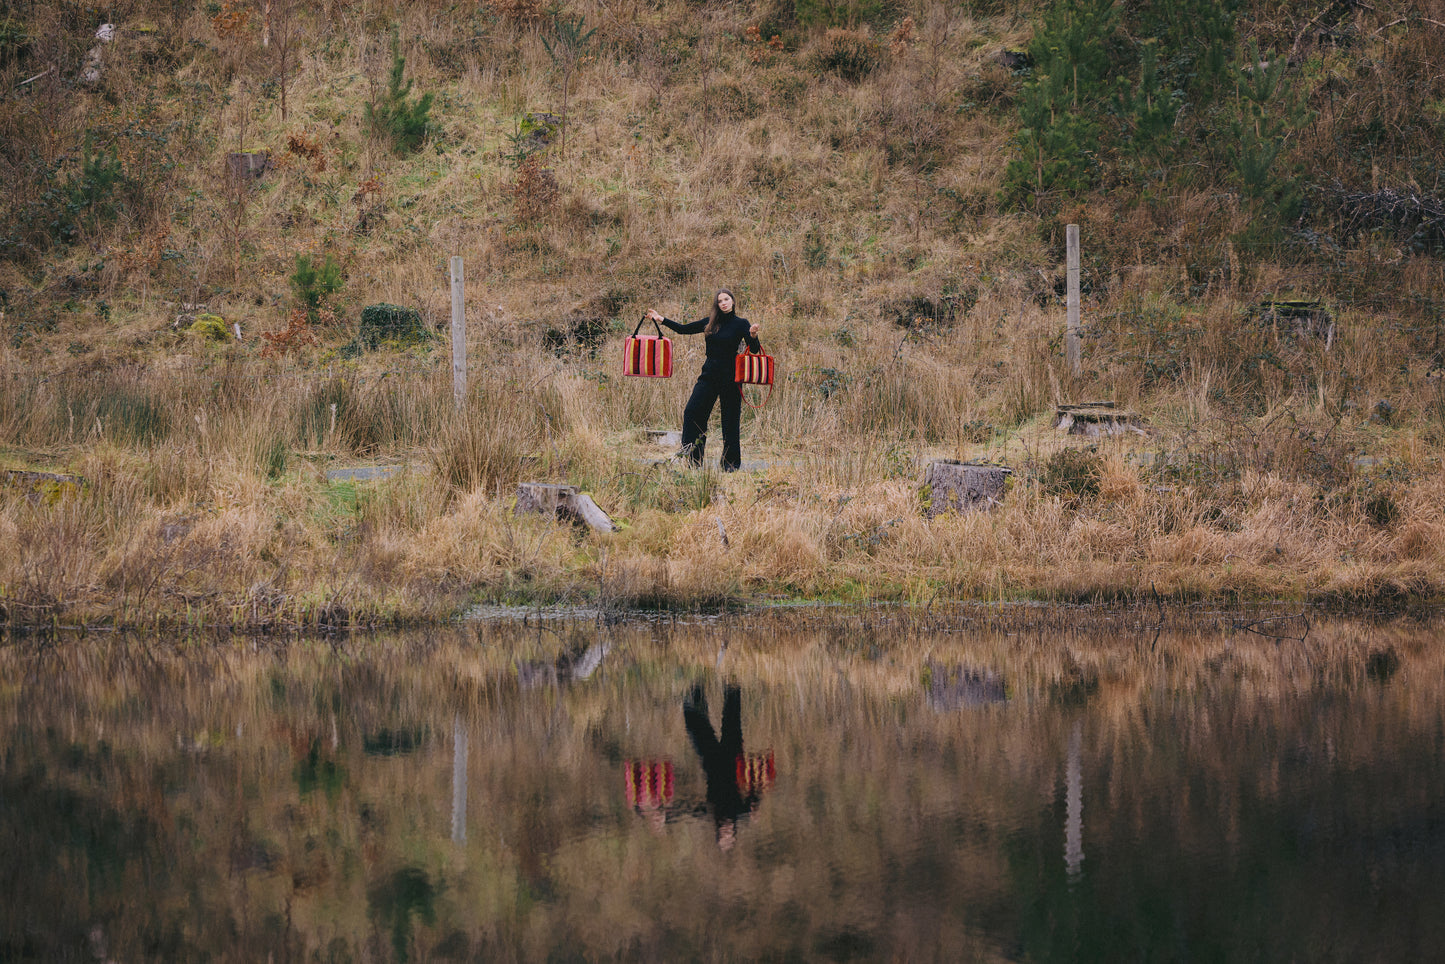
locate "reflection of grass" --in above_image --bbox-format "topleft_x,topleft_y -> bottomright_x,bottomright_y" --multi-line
2,613 -> 1443,961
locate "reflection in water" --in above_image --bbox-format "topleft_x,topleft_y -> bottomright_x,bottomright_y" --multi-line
3,612 -> 1445,961
367,866 -> 438,964
1066,718 -> 1084,882
625,759 -> 674,833
926,660 -> 1008,710
683,684 -> 775,850
518,636 -> 611,688
452,715 -> 467,845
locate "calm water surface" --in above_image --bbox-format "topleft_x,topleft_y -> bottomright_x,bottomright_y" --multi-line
2,609 -> 1443,962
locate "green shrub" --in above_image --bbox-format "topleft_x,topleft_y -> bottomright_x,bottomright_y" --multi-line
0,17 -> 29,67
262,435 -> 289,480
40,139 -> 128,245
809,27 -> 880,82
357,303 -> 433,351
53,376 -> 170,447
795,0 -> 887,29
1039,448 -> 1102,503
1003,0 -> 1119,208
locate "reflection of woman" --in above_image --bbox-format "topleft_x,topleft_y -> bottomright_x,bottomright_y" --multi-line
645,289 -> 761,472
683,684 -> 770,849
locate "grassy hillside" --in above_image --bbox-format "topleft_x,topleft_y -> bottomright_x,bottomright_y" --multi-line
1,0 -> 1444,628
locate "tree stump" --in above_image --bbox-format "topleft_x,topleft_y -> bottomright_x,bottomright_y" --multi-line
226,152 -> 272,180
1054,404 -> 1145,436
516,483 -> 616,532
923,461 -> 1010,518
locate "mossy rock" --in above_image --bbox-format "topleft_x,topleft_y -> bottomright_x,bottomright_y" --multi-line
187,313 -> 230,341
357,303 -> 433,350
3,470 -> 87,505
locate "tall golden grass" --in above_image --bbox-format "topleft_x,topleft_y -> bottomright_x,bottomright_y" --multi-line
1,327 -> 1442,630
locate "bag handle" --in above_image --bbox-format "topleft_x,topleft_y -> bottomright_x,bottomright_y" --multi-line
632,314 -> 665,339
739,381 -> 773,411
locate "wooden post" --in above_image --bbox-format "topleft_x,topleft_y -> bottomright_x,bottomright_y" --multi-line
450,256 -> 466,410
1066,223 -> 1081,376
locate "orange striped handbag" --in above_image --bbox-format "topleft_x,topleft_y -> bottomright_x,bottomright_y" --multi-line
623,316 -> 673,378
735,346 -> 774,408
734,347 -> 774,386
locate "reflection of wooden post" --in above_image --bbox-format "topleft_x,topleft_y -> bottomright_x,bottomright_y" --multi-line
451,715 -> 467,845
450,256 -> 466,410
1065,719 -> 1083,880
1066,224 -> 1081,376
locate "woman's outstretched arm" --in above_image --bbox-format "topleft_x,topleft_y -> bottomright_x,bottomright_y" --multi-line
646,308 -> 706,334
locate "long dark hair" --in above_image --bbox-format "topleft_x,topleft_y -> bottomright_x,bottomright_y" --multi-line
703,289 -> 736,335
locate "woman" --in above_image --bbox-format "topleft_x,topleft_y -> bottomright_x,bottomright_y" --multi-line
645,289 -> 761,472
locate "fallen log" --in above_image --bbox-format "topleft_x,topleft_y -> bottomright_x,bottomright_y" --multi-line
516,483 -> 617,532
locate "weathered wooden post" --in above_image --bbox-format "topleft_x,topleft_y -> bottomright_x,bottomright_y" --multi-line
1066,223 -> 1081,377
450,256 -> 466,410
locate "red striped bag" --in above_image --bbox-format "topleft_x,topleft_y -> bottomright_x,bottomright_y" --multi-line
735,346 -> 774,408
623,316 -> 672,378
734,347 -> 774,386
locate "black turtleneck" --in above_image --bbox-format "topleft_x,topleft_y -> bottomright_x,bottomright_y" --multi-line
660,314 -> 762,383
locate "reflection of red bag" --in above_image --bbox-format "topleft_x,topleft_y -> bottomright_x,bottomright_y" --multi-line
623,316 -> 672,378
625,759 -> 674,809
735,751 -> 776,794
734,347 -> 774,386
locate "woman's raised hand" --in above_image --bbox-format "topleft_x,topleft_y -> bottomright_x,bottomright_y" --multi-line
646,309 -> 664,323
749,322 -> 760,338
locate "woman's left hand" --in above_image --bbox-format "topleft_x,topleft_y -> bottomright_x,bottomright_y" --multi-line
749,323 -> 760,338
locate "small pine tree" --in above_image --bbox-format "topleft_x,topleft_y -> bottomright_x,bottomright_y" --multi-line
1228,42 -> 1313,243
1003,0 -> 1120,208
541,14 -> 596,157
364,36 -> 434,154
291,253 -> 343,320
1115,40 -> 1178,175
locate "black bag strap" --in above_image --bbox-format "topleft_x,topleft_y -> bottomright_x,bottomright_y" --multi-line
632,314 -> 665,339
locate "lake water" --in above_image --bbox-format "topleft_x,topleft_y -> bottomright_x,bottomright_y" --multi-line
2,608 -> 1442,962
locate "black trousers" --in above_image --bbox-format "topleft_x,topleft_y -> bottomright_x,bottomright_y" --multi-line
680,376 -> 743,470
